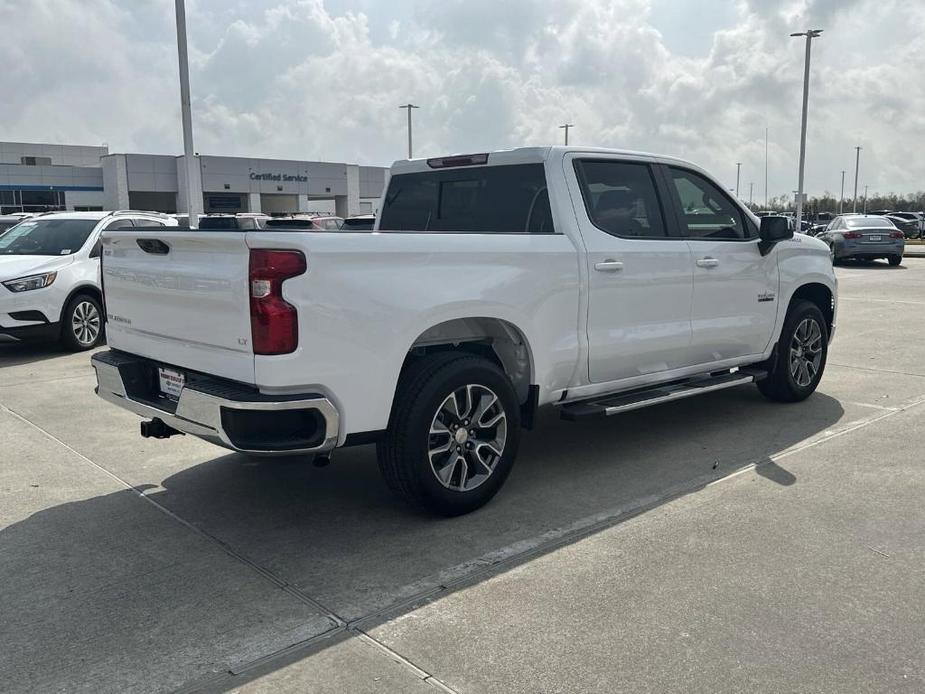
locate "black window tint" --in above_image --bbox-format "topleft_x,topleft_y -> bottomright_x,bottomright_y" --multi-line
379,163 -> 553,233
199,217 -> 240,230
574,160 -> 667,238
669,168 -> 751,240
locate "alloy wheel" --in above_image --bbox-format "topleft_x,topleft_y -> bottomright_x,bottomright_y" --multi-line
71,301 -> 101,346
428,384 -> 508,492
789,317 -> 823,388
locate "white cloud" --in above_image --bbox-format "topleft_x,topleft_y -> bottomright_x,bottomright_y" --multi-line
0,0 -> 922,199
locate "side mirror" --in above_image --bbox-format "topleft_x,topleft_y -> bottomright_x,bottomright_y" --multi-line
758,215 -> 792,255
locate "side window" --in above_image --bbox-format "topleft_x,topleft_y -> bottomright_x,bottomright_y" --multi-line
132,218 -> 165,228
574,160 -> 668,238
668,168 -> 752,240
102,219 -> 133,231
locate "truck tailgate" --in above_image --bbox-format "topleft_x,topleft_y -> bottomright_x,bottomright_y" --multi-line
101,230 -> 255,384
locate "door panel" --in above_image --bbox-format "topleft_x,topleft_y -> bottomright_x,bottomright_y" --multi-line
569,157 -> 694,383
664,166 -> 778,362
686,239 -> 778,361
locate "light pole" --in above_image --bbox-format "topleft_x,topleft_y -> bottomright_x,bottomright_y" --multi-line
399,104 -> 420,159
559,123 -> 574,145
764,126 -> 769,208
863,185 -> 869,213
735,162 -> 742,198
175,0 -> 199,227
839,170 -> 845,214
749,182 -> 754,205
790,29 -> 823,234
852,145 -> 862,212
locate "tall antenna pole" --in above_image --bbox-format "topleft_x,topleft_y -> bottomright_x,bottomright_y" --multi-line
735,162 -> 742,198
175,0 -> 199,227
399,104 -> 420,159
559,124 -> 574,145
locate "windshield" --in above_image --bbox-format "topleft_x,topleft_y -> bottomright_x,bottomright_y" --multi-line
0,218 -> 98,255
845,216 -> 894,228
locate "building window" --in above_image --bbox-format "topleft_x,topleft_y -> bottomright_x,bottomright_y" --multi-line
20,156 -> 52,166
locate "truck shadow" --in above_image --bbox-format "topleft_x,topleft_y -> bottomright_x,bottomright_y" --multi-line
0,386 -> 845,692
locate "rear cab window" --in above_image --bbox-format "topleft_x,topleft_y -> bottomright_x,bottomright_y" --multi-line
379,163 -> 554,233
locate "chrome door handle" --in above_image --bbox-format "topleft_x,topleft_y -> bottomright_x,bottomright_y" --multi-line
594,260 -> 624,272
696,257 -> 719,268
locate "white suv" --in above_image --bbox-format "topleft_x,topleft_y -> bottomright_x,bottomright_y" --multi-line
0,210 -> 177,351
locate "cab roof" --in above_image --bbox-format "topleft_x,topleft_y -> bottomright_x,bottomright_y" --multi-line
389,146 -> 701,175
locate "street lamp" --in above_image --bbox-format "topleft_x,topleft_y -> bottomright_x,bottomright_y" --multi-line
853,145 -> 862,212
735,162 -> 742,198
559,123 -> 574,145
399,104 -> 420,159
790,28 -> 823,234
839,170 -> 845,214
174,0 -> 199,227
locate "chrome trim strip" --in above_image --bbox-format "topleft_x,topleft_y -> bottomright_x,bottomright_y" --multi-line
92,358 -> 339,455
601,375 -> 755,415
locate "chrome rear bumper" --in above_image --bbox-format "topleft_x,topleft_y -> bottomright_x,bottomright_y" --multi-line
91,350 -> 339,456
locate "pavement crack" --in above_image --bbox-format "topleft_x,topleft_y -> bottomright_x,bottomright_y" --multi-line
353,629 -> 461,693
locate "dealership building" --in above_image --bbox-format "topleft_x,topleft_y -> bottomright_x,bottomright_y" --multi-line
0,140 -> 388,217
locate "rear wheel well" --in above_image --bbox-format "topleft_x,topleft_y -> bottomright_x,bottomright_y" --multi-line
400,318 -> 534,405
788,283 -> 834,334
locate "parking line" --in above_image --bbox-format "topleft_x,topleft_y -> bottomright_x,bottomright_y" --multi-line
7,389 -> 925,693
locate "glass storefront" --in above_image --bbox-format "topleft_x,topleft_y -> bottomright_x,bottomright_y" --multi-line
0,189 -> 66,214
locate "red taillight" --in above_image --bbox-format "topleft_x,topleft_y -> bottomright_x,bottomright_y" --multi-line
890,231 -> 905,239
249,249 -> 307,355
843,231 -> 862,240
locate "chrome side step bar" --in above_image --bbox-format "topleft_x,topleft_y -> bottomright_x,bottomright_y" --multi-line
559,369 -> 766,420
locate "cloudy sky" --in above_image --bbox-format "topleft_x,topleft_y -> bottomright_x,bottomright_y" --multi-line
1,0 -> 923,200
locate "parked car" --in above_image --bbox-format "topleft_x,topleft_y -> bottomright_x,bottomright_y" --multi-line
818,215 -> 905,265
885,212 -> 924,239
91,147 -> 836,515
197,213 -> 271,230
0,212 -> 35,234
262,215 -> 345,231
340,214 -> 377,231
0,210 -> 177,350
884,214 -> 919,239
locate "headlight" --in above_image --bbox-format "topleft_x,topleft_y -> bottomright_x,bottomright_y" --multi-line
2,271 -> 57,292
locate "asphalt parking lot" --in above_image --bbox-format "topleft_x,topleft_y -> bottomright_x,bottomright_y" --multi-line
2,259 -> 925,693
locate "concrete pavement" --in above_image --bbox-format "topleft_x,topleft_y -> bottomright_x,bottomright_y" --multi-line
1,258 -> 924,693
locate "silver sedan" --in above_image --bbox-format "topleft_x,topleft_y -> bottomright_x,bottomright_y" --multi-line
818,215 -> 905,266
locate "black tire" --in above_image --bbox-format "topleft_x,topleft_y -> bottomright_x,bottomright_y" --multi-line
60,293 -> 104,351
758,300 -> 828,403
888,255 -> 902,267
377,352 -> 521,516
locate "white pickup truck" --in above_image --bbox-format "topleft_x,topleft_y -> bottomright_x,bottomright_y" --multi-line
92,147 -> 837,516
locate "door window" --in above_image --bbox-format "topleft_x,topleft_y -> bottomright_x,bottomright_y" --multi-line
132,218 -> 165,228
668,168 -> 754,240
574,160 -> 668,238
